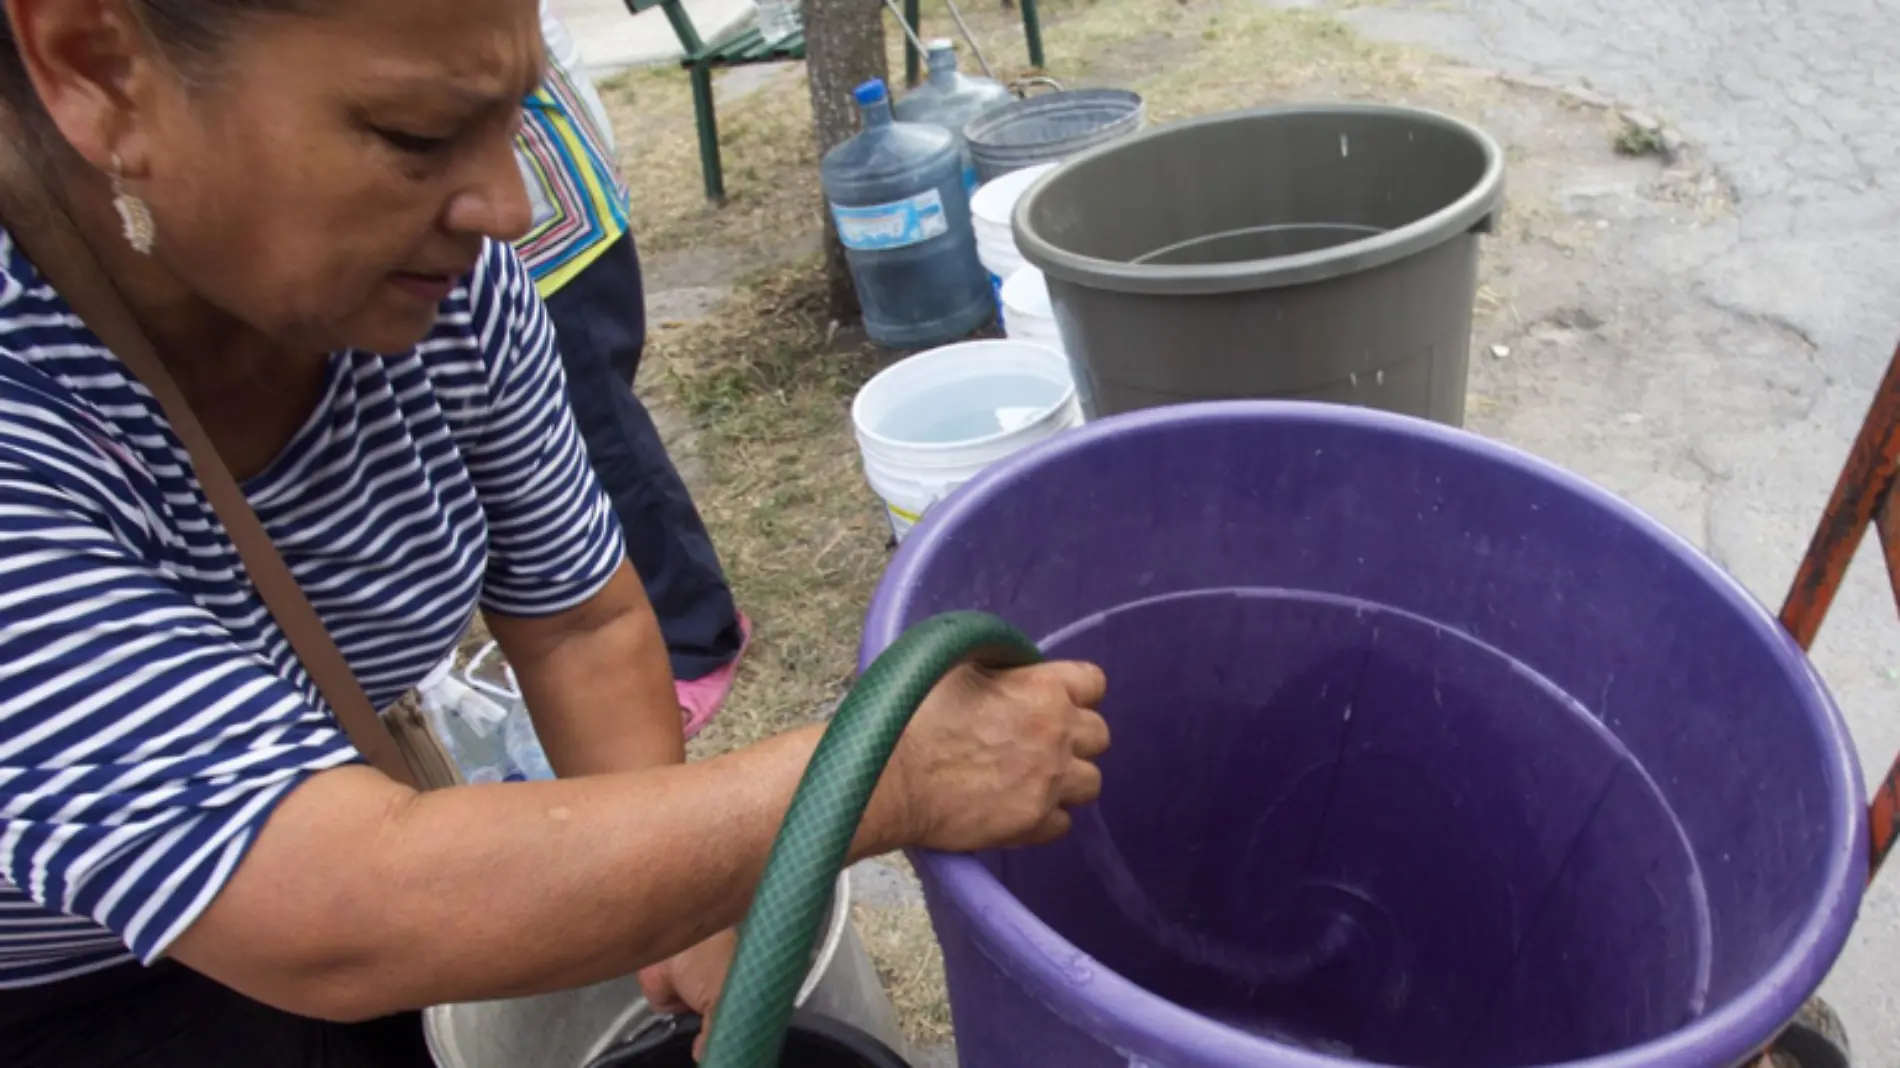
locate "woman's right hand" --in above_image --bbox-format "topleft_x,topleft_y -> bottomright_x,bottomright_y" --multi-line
881,660 -> 1110,853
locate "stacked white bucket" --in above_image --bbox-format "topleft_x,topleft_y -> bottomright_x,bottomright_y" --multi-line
1000,266 -> 1064,358
970,162 -> 1068,359
970,163 -> 1058,331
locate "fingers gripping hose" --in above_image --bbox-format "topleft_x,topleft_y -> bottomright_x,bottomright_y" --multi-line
701,612 -> 1043,1068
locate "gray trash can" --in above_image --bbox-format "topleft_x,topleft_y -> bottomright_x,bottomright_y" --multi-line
1012,103 -> 1505,425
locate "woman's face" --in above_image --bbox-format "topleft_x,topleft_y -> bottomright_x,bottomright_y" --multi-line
25,0 -> 545,354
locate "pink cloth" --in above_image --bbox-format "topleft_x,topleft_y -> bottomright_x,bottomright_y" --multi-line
678,614 -> 752,738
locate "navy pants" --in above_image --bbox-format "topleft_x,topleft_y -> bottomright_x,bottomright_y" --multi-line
544,234 -> 742,681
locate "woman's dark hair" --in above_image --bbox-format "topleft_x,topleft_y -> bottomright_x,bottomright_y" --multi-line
0,1 -> 308,115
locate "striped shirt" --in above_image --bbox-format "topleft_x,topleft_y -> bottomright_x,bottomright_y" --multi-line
513,35 -> 632,298
0,234 -> 624,988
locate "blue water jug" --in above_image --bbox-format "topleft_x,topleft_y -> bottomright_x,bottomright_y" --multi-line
894,40 -> 1013,195
821,78 -> 993,348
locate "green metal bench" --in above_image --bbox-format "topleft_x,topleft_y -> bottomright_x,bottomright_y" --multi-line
625,0 -> 806,202
625,0 -> 1043,203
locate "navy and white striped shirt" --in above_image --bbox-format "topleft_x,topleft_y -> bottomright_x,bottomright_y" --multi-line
0,233 -> 624,988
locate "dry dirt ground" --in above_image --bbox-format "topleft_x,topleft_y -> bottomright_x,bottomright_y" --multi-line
589,0 -> 1751,1060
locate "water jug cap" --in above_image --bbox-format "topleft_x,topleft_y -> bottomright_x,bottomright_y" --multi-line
852,78 -> 888,105
927,37 -> 954,52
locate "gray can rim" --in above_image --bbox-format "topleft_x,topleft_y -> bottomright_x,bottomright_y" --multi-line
1011,101 -> 1507,297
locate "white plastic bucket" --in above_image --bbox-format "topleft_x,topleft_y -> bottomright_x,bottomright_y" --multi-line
1001,266 -> 1065,357
970,163 -> 1058,327
852,339 -> 1081,541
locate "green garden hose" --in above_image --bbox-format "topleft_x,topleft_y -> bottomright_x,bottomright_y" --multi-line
701,611 -> 1043,1068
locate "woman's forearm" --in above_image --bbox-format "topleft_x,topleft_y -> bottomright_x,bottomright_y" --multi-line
167,723 -> 906,1021
488,565 -> 686,777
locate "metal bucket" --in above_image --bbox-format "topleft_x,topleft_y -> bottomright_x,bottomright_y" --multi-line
423,871 -> 903,1068
963,88 -> 1144,184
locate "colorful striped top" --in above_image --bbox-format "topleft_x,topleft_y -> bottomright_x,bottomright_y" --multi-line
514,36 -> 633,298
0,236 -> 624,987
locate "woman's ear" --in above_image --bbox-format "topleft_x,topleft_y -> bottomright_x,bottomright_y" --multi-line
5,0 -> 163,175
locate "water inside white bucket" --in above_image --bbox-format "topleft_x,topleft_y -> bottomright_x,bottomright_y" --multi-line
876,372 -> 1067,444
852,339 -> 1081,540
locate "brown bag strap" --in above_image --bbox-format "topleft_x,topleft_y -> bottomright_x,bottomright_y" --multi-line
0,149 -> 420,788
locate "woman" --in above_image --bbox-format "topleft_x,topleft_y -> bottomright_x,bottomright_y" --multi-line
516,6 -> 751,735
0,1 -> 1110,1064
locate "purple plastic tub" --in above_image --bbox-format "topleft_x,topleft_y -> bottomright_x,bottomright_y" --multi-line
859,402 -> 1865,1068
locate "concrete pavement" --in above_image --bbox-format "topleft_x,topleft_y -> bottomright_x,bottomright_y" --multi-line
550,0 -> 758,72
1295,0 -> 1900,1058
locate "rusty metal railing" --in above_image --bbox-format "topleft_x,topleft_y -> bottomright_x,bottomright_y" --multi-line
1750,340 -> 1900,1067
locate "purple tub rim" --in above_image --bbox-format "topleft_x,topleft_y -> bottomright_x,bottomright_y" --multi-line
858,399 -> 1869,1068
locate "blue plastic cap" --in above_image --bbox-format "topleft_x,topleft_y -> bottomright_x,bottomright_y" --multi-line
853,79 -> 888,106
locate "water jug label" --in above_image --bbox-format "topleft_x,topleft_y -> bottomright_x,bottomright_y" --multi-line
832,190 -> 949,251
962,164 -> 979,196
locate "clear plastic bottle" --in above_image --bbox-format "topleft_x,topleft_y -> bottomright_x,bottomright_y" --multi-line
755,0 -> 801,45
893,40 -> 1013,195
463,643 -> 556,782
416,658 -> 523,784
502,708 -> 556,781
821,78 -> 993,347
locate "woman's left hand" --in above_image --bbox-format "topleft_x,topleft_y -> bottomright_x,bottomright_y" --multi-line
639,926 -> 739,1058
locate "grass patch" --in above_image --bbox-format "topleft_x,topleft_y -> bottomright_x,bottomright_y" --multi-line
642,260 -> 898,756
601,0 -> 1506,265
853,901 -> 956,1049
599,63 -> 820,264
601,0 -> 1098,268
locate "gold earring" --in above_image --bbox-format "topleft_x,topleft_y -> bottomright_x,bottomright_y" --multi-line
109,154 -> 155,255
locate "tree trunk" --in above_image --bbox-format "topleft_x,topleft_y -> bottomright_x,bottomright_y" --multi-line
804,0 -> 889,321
